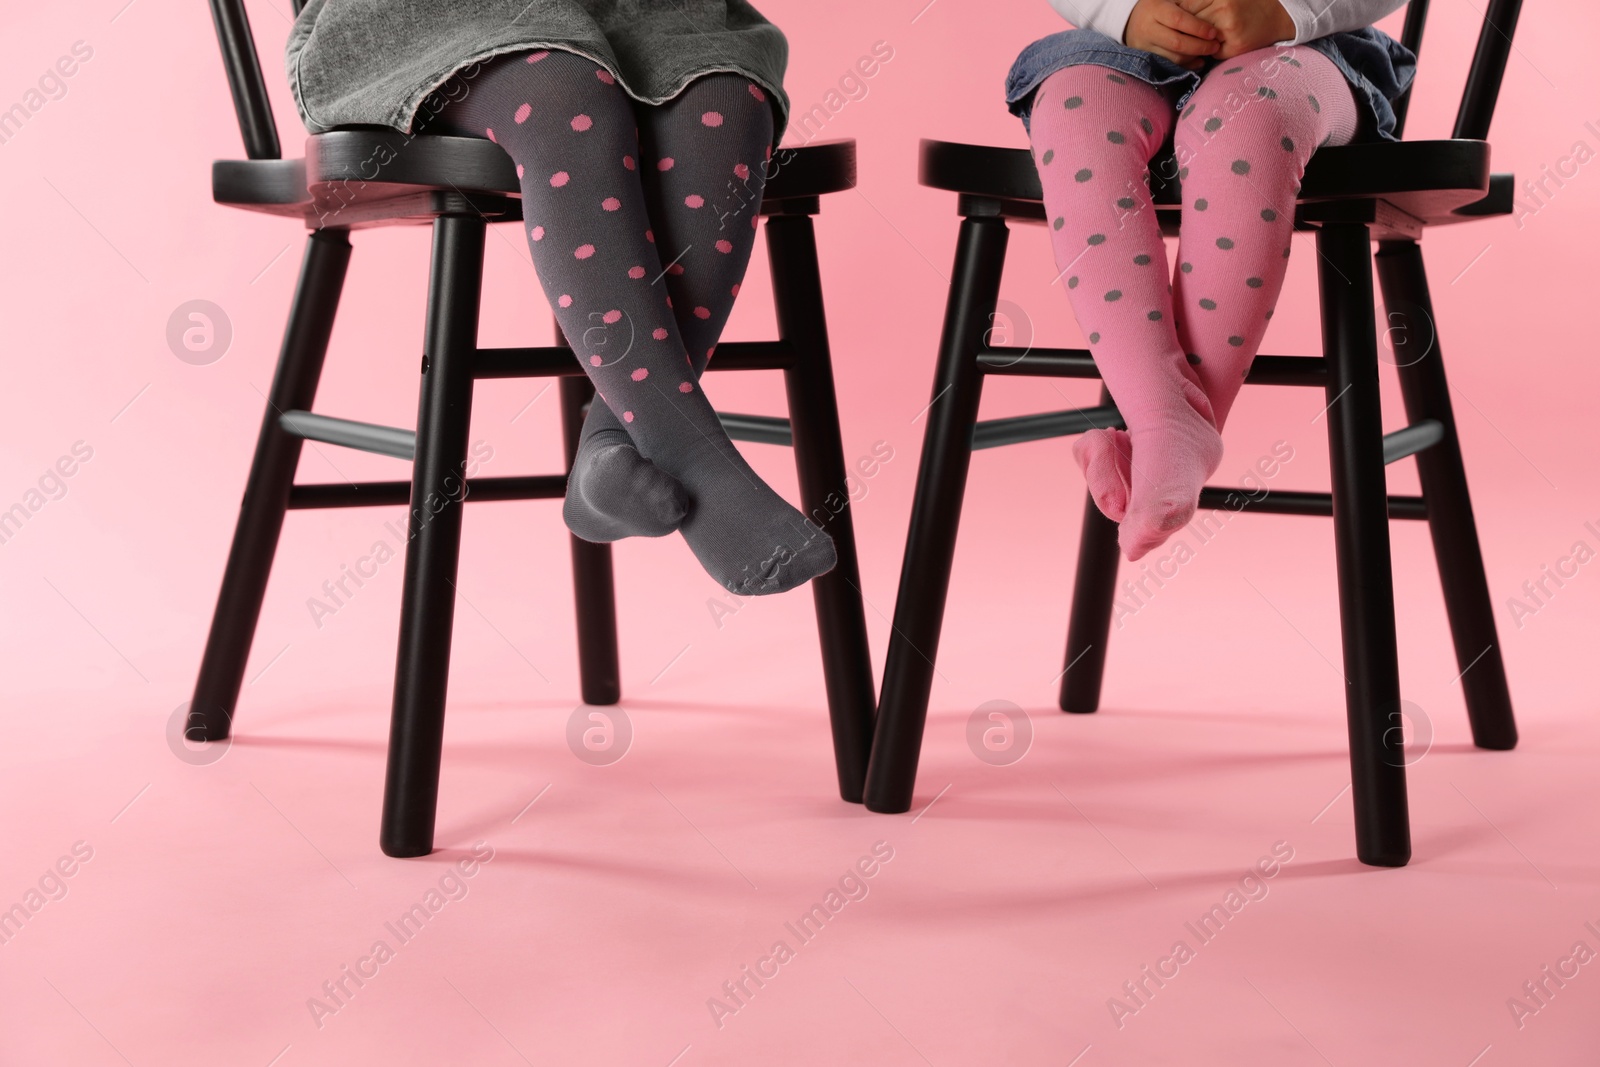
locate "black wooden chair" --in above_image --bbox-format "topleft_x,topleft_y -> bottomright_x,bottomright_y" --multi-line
863,0 -> 1524,867
194,0 -> 875,857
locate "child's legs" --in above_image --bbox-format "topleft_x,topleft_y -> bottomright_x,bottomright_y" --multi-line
431,51 -> 832,594
561,74 -> 774,540
1171,47 -> 1359,427
639,74 -> 774,377
1029,65 -> 1222,559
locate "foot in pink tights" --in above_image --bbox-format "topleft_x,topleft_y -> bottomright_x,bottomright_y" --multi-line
1118,376 -> 1223,560
1073,428 -> 1132,522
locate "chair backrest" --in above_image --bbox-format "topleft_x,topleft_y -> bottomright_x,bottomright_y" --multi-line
207,0 -> 1523,159
208,0 -> 307,160
1389,0 -> 1523,140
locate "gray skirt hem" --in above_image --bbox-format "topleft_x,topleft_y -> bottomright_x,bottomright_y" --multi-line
290,40 -> 790,142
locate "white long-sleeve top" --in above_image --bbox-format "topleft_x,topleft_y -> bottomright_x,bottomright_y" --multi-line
1047,0 -> 1407,48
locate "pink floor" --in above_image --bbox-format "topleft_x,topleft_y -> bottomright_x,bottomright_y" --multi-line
5,0 -> 1600,1063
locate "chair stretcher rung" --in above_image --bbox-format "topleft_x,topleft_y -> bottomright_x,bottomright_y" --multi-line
473,339 -> 796,379
1195,487 -> 1428,519
280,410 -> 415,460
1382,419 -> 1444,464
472,346 -> 573,379
720,412 -> 793,446
978,348 -> 1327,386
972,404 -> 1123,450
574,394 -> 792,446
288,475 -> 568,509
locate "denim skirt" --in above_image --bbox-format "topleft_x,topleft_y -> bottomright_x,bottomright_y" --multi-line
1006,27 -> 1416,142
286,0 -> 789,139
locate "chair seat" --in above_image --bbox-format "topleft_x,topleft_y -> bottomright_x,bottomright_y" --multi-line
919,138 -> 1511,236
214,133 -> 856,228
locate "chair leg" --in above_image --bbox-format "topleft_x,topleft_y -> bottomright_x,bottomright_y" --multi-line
766,213 -> 876,803
1317,222 -> 1411,868
188,228 -> 351,741
1374,239 -> 1517,750
558,370 -> 622,707
1060,386 -> 1122,714
864,215 -> 1007,814
380,214 -> 485,858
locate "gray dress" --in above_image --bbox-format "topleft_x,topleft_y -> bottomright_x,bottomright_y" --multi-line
286,0 -> 790,138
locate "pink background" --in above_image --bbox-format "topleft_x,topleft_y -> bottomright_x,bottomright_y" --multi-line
2,0 -> 1598,1063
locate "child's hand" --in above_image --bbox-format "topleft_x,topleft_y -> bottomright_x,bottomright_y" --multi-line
1172,0 -> 1297,59
1122,0 -> 1222,69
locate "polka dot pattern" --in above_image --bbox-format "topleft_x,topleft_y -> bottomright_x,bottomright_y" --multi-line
1161,43 -> 1360,432
978,53 -> 1358,528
